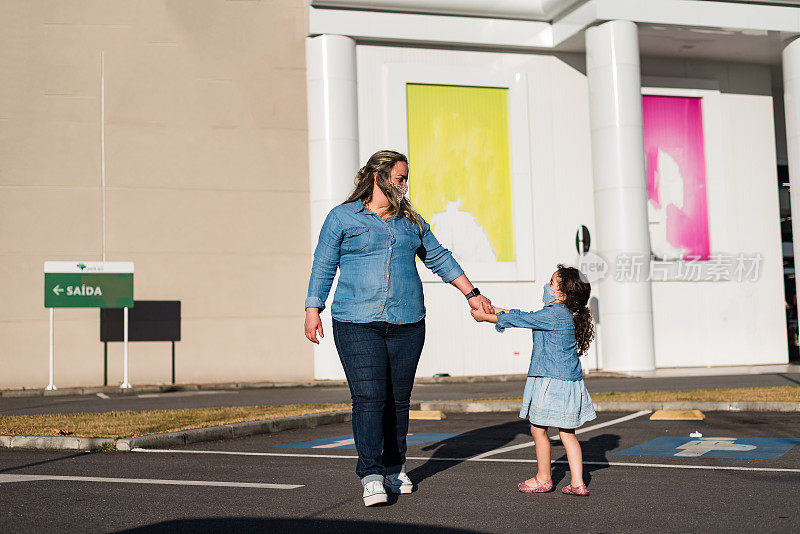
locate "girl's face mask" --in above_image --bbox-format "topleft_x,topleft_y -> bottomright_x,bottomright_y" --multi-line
543,278 -> 565,305
542,283 -> 557,305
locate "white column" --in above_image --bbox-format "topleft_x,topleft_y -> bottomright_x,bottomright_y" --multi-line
306,35 -> 360,244
306,35 -> 359,379
783,38 -> 800,306
586,20 -> 656,372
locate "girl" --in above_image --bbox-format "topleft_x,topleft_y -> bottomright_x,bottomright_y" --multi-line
470,264 -> 596,496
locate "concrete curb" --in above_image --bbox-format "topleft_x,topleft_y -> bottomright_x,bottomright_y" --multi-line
418,400 -> 800,413
0,435 -> 116,451
419,401 -> 522,413
0,410 -> 353,452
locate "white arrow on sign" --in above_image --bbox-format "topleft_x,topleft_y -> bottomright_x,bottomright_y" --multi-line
52,285 -> 64,296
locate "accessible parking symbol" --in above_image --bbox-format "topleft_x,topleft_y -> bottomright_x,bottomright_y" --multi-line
613,437 -> 800,460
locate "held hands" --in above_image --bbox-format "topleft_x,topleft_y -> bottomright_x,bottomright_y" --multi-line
470,307 -> 493,322
467,294 -> 493,315
304,308 -> 324,344
470,304 -> 507,323
466,292 -> 500,323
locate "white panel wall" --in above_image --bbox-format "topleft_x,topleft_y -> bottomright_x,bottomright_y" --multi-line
311,47 -> 787,379
355,46 -> 598,378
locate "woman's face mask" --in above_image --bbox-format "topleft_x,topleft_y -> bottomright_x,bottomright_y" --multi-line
389,179 -> 408,201
384,161 -> 410,202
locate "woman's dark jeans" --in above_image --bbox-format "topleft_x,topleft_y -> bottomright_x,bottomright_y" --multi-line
332,318 -> 425,484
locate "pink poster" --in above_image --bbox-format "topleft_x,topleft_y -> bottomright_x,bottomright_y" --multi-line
643,95 -> 710,261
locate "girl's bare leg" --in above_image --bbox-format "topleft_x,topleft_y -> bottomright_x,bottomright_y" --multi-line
559,428 -> 585,487
524,424 -> 551,485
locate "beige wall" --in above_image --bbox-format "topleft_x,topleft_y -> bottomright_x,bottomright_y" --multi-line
0,0 -> 313,389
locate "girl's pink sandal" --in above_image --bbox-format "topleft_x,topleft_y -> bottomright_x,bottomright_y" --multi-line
561,484 -> 590,496
517,478 -> 553,493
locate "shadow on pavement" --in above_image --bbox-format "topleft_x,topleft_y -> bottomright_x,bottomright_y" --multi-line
114,518 -> 483,533
409,419 -> 531,485
409,421 -> 620,490
777,373 -> 800,386
0,452 -> 86,474
551,433 -> 620,487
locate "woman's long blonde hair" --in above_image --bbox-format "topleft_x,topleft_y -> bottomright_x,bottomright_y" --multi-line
343,150 -> 421,227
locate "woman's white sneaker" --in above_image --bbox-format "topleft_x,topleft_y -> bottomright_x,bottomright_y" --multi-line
363,480 -> 388,506
384,472 -> 413,494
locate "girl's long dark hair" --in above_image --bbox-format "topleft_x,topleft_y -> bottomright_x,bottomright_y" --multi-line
343,149 -> 421,227
556,264 -> 595,356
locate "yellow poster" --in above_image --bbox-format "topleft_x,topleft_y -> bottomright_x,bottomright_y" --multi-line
407,84 -> 514,262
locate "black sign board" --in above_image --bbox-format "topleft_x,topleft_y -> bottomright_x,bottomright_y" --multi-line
100,301 -> 181,385
101,300 -> 180,342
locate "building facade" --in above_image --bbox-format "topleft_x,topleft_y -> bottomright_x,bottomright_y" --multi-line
1,1 -> 313,389
307,0 -> 796,379
1,0 -> 797,389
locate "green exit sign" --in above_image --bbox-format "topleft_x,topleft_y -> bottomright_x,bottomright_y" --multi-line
44,262 -> 134,308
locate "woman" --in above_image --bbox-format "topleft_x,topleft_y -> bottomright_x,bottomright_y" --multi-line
304,150 -> 492,506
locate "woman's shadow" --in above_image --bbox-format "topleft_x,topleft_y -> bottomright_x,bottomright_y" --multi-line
409,421 -> 620,489
408,419 -> 531,485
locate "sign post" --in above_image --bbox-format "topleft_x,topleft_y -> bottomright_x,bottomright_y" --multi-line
44,261 -> 134,390
122,306 -> 130,388
47,308 -> 55,390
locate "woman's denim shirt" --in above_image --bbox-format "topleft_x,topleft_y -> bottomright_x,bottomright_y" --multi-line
305,200 -> 464,324
495,303 -> 583,381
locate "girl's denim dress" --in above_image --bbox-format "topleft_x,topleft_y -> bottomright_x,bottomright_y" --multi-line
496,303 -> 597,428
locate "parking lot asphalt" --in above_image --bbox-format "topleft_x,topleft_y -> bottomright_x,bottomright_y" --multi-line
1,411 -> 798,533
2,372 -> 800,416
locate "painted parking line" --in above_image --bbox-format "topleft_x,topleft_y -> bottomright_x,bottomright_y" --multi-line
469,410 -> 652,460
96,393 -> 110,399
131,448 -> 800,474
0,473 -> 302,489
614,436 -> 800,460
277,433 -> 459,450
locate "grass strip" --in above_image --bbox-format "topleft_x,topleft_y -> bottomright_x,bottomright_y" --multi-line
458,386 -> 800,404
4,387 -> 797,439
591,386 -> 800,402
0,403 -> 350,438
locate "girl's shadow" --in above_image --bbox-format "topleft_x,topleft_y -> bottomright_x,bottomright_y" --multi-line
409,424 -> 620,489
550,433 -> 620,487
